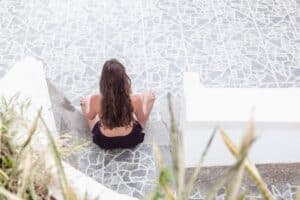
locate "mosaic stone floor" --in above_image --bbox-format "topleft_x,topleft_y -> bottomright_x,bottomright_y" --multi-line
1,0 -> 300,120
189,184 -> 300,200
1,0 -> 300,199
48,79 -> 300,199
187,164 -> 300,200
47,80 -> 159,198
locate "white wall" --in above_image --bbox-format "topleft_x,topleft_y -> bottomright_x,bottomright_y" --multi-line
183,72 -> 300,167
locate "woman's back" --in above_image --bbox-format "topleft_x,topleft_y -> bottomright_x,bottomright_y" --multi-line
90,94 -> 141,137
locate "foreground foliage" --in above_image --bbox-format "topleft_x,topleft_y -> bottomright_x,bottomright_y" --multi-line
149,93 -> 300,200
0,94 -> 299,200
0,95 -> 78,200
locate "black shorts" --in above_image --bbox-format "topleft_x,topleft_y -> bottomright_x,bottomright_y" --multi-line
92,121 -> 145,149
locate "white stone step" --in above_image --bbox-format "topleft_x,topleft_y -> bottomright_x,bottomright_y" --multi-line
182,72 -> 300,167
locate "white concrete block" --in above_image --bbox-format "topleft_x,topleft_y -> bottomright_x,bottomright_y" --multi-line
183,72 -> 300,167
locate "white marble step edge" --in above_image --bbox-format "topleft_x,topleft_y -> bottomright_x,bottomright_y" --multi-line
0,57 -> 137,200
183,72 -> 300,125
48,161 -> 137,200
182,72 -> 300,167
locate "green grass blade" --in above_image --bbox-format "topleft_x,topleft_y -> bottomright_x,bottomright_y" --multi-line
0,187 -> 23,200
205,149 -> 249,200
297,186 -> 300,200
226,118 -> 254,200
185,127 -> 218,199
227,159 -> 246,200
18,108 -> 42,156
220,130 -> 273,200
152,141 -> 175,200
167,93 -> 185,199
29,173 -> 39,200
17,148 -> 33,197
0,169 -> 9,181
40,115 -> 77,200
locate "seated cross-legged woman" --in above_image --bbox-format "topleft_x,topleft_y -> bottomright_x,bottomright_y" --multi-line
80,58 -> 155,149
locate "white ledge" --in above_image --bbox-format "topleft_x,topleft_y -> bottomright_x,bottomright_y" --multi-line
182,72 -> 300,167
184,72 -> 300,125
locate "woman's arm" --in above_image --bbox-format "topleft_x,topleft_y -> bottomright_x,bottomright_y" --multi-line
132,95 -> 147,126
80,95 -> 98,120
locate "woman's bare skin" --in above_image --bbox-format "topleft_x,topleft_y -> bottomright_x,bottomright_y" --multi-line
80,91 -> 155,137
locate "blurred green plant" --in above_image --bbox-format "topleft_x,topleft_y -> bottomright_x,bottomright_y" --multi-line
0,95 -> 79,200
149,93 -> 275,200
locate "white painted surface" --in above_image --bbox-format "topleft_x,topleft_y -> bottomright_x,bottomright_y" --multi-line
0,57 -> 57,136
184,72 -> 300,124
0,57 -> 58,149
62,162 -> 137,200
183,72 -> 300,167
0,57 -> 137,200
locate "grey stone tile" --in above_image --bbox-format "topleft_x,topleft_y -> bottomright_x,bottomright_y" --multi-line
1,0 -> 300,198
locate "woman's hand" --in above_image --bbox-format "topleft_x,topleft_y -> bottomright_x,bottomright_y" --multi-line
80,96 -> 89,114
80,95 -> 98,120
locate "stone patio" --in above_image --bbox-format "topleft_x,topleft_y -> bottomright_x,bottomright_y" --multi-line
1,0 -> 300,199
47,80 -> 162,198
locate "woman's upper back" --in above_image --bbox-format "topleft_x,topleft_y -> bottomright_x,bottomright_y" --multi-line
91,94 -> 140,118
89,93 -> 144,136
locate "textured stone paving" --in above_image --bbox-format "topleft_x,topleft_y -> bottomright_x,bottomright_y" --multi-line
47,80 -> 158,198
1,0 -> 300,199
76,144 -> 156,198
189,184 -> 300,200
1,0 -> 300,119
187,164 -> 300,200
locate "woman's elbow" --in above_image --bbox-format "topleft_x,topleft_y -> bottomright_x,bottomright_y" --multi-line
86,112 -> 96,120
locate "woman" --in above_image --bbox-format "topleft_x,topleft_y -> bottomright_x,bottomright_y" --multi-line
80,59 -> 155,149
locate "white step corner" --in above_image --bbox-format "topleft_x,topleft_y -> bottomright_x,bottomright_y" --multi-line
182,72 -> 300,167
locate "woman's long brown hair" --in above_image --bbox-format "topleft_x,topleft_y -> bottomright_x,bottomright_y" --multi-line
99,59 -> 134,129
